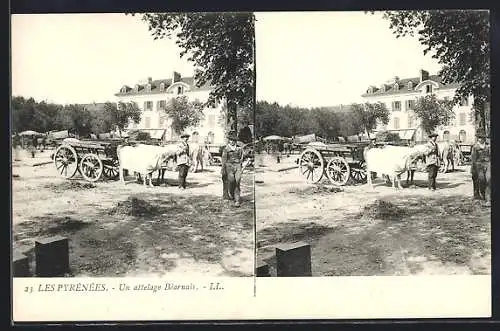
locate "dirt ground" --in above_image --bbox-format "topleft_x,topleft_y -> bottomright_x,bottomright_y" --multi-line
255,152 -> 490,277
12,148 -> 254,277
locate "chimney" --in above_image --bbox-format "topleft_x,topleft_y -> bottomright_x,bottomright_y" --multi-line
419,69 -> 429,82
147,77 -> 152,84
172,71 -> 181,83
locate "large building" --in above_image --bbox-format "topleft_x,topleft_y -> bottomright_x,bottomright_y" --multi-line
114,71 -> 226,144
361,69 -> 475,143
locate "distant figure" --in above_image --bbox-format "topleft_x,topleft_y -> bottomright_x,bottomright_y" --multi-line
471,131 -> 490,203
176,133 -> 191,189
425,133 -> 440,191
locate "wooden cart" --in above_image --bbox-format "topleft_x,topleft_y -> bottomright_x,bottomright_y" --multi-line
52,139 -> 122,182
297,142 -> 369,186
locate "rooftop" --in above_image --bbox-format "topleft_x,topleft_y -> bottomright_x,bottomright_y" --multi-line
115,74 -> 213,97
362,71 -> 461,98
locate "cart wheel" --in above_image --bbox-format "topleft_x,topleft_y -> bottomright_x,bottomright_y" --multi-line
79,153 -> 103,182
299,148 -> 324,183
326,157 -> 350,186
54,144 -> 79,179
350,160 -> 367,183
103,159 -> 120,179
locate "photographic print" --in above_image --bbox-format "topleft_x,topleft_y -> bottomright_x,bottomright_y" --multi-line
11,12 -> 255,281
255,11 -> 491,278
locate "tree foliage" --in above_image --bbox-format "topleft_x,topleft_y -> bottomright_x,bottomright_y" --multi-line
136,13 -> 255,133
380,10 -> 490,132
11,96 -> 142,137
255,101 -> 387,140
413,94 -> 455,134
162,96 -> 205,135
350,102 -> 390,138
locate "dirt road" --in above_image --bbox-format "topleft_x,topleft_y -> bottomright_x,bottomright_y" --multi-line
12,149 -> 254,277
255,153 -> 490,276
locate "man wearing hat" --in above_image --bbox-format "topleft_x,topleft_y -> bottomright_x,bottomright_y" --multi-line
471,130 -> 490,202
176,133 -> 191,189
425,132 -> 440,190
221,131 -> 243,207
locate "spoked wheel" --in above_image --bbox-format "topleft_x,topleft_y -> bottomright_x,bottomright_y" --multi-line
326,156 -> 350,186
103,158 -> 120,179
350,160 -> 367,183
298,148 -> 324,183
79,153 -> 103,182
54,144 -> 79,179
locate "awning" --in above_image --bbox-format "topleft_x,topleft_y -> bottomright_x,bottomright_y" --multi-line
294,134 -> 316,144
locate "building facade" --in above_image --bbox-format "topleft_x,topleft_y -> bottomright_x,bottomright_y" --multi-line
361,69 -> 476,143
114,71 -> 226,144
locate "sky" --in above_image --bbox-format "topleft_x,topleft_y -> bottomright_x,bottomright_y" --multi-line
11,12 -> 443,107
11,14 -> 195,104
255,11 -> 442,108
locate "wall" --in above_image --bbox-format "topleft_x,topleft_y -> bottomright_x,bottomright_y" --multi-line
362,82 -> 475,143
115,87 -> 225,143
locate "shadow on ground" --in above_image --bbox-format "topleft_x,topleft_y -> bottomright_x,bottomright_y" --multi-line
257,194 -> 490,276
14,192 -> 254,277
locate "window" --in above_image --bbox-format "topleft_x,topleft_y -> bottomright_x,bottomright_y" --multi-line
157,100 -> 166,110
459,113 -> 466,126
146,84 -> 151,92
144,116 -> 151,129
207,132 -> 214,144
408,116 -> 415,128
380,85 -> 386,92
144,101 -> 153,111
392,101 -> 401,111
208,114 -> 216,128
159,82 -> 165,92
407,81 -> 413,90
443,130 -> 450,141
460,97 -> 469,106
120,86 -> 127,93
135,84 -> 140,92
393,117 -> 400,129
393,83 -> 399,90
177,86 -> 183,95
406,100 -> 415,110
426,84 -> 433,94
459,130 -> 466,142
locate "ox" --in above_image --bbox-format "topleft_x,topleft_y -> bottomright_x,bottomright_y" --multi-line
364,145 -> 426,189
117,144 -> 177,187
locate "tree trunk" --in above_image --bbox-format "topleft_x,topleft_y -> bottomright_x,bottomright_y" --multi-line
474,97 -> 486,136
226,100 -> 238,135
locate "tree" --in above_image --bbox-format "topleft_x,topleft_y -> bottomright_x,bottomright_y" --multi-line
380,10 -> 490,134
59,104 -> 93,137
136,13 -> 255,135
413,95 -> 455,135
162,96 -> 205,135
351,102 -> 390,138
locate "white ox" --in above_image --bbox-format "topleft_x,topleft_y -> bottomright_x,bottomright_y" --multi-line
117,144 -> 177,187
364,145 -> 427,189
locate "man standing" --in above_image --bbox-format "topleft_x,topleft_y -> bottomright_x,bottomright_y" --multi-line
221,131 -> 243,207
176,133 -> 190,189
471,131 -> 490,203
425,133 -> 440,191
